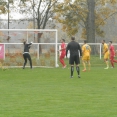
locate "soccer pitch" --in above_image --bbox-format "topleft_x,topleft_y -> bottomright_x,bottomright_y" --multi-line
0,57 -> 117,117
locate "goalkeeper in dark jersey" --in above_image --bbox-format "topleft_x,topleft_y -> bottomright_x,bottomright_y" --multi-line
23,41 -> 33,69
66,37 -> 82,78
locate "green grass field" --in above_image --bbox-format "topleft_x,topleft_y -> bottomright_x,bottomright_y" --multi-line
0,56 -> 117,117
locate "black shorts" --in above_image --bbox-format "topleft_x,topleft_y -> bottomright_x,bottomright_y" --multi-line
23,53 -> 31,60
69,55 -> 80,65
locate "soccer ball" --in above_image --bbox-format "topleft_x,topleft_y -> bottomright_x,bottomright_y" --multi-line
56,64 -> 59,67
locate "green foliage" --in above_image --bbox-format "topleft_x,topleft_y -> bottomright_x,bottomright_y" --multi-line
54,0 -> 117,39
0,0 -> 7,14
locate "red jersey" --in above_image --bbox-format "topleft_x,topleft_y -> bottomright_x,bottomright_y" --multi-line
109,45 -> 115,56
61,42 -> 66,55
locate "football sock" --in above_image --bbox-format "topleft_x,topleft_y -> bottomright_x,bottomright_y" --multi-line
76,66 -> 80,75
60,58 -> 65,66
82,62 -> 86,70
29,61 -> 32,68
23,63 -> 26,69
106,61 -> 109,67
110,60 -> 114,67
88,62 -> 91,70
71,66 -> 74,76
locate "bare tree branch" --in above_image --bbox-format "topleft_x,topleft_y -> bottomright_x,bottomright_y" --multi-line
96,11 -> 117,28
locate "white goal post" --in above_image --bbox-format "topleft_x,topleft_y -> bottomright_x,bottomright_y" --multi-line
0,29 -> 58,68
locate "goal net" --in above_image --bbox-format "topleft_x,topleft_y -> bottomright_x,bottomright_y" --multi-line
0,29 -> 58,68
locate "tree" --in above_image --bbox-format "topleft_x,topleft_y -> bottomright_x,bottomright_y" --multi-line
86,0 -> 95,43
0,0 -> 7,14
19,0 -> 58,29
0,0 -> 59,30
54,0 -> 117,43
19,0 -> 58,45
19,0 -> 59,53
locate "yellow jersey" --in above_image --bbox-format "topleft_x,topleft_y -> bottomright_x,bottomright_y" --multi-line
103,43 -> 109,54
82,44 -> 91,56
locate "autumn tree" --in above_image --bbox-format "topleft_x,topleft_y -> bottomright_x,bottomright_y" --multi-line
54,0 -> 117,43
86,0 -> 95,43
0,0 -> 7,14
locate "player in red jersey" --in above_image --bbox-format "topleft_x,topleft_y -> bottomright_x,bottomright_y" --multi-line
58,39 -> 66,68
109,41 -> 117,68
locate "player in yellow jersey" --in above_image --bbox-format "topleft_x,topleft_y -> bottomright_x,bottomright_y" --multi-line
102,40 -> 109,69
82,40 -> 91,72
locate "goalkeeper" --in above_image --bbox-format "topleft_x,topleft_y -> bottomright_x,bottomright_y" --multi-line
23,41 -> 33,69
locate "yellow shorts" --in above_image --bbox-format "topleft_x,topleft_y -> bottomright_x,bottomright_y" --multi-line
82,55 -> 90,61
104,52 -> 109,60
